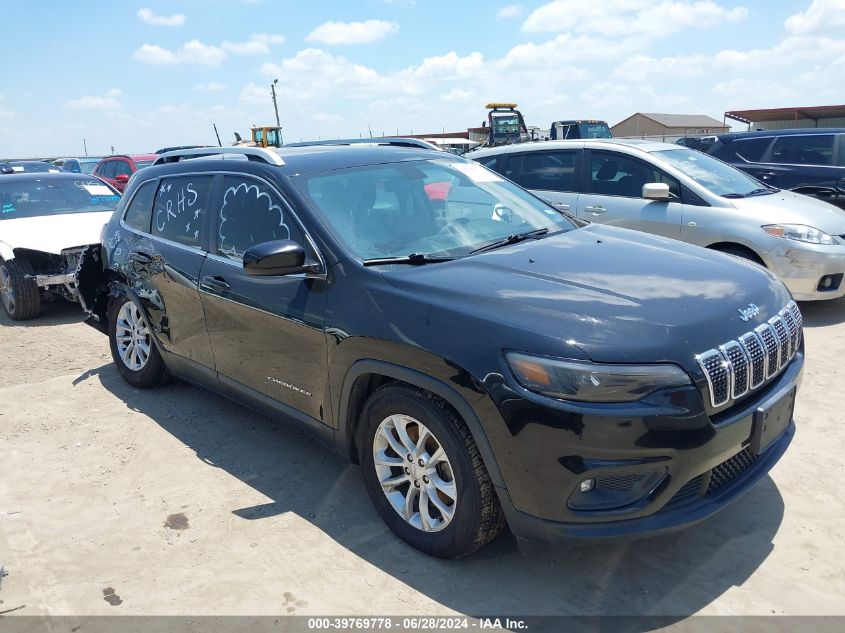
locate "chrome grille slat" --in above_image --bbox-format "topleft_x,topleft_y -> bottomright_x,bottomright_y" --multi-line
698,302 -> 801,410
720,341 -> 749,398
770,316 -> 790,368
756,324 -> 780,378
738,332 -> 766,389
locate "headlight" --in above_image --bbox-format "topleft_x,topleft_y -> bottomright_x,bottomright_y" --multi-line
762,224 -> 836,245
506,352 -> 692,403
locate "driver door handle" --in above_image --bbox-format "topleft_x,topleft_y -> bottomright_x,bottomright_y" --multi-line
201,275 -> 230,293
129,252 -> 153,264
552,202 -> 571,211
585,205 -> 607,215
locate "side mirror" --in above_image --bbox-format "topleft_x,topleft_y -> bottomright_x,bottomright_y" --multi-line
115,174 -> 130,184
642,182 -> 671,200
243,239 -> 312,276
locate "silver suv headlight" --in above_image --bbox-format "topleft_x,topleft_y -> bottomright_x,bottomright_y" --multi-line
506,352 -> 692,403
762,224 -> 837,245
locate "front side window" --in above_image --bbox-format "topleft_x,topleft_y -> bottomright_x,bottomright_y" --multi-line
735,138 -> 772,163
216,176 -> 306,262
123,180 -> 157,232
151,176 -> 212,248
655,148 -> 769,197
518,151 -> 578,192
770,135 -> 834,166
114,160 -> 133,178
589,152 -> 680,199
295,158 -> 576,261
0,178 -> 120,220
99,161 -> 116,178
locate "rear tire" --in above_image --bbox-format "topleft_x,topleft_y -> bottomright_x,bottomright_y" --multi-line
108,295 -> 171,388
0,257 -> 41,321
360,384 -> 505,558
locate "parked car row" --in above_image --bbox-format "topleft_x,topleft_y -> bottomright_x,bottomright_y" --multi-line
471,137 -> 845,301
0,139 -> 827,558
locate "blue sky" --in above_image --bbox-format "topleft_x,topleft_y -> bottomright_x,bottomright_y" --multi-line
1,0 -> 844,157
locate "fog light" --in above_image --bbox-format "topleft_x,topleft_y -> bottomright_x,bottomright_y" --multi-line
579,478 -> 595,493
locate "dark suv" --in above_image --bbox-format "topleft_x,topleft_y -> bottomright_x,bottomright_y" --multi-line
79,146 -> 803,558
709,128 -> 845,209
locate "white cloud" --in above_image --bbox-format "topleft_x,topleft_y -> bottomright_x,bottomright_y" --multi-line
222,33 -> 285,55
134,40 -> 227,65
66,95 -> 121,110
306,20 -> 399,45
105,88 -> 122,98
195,82 -> 228,92
137,8 -> 186,27
497,4 -> 523,18
785,0 -> 845,35
522,0 -> 747,36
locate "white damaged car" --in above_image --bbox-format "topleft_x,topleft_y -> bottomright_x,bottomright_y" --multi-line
0,173 -> 120,320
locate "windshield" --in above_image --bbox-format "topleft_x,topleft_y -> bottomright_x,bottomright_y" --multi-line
579,123 -> 611,139
10,162 -> 59,173
492,116 -> 520,134
0,178 -> 120,220
79,160 -> 99,174
655,149 -> 771,197
134,160 -> 154,169
295,158 -> 576,261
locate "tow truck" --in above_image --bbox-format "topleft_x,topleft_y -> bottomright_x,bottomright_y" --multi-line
484,103 -> 530,146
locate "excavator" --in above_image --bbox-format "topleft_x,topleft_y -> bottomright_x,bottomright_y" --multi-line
233,126 -> 284,148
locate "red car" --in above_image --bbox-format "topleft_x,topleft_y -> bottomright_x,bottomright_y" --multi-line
93,154 -> 157,193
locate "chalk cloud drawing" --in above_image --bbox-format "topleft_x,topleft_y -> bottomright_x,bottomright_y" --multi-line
219,182 -> 290,260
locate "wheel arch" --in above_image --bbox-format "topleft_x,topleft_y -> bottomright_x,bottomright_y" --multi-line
336,359 -> 505,489
706,241 -> 767,266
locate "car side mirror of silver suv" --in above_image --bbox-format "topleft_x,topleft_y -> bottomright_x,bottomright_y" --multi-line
642,183 -> 671,200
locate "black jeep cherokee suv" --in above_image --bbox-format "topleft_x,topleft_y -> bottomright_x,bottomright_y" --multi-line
79,146 -> 803,558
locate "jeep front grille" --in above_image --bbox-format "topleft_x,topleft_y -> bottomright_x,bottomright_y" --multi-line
696,301 -> 801,408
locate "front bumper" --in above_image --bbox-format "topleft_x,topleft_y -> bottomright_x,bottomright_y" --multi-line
765,241 -> 845,301
481,351 -> 802,550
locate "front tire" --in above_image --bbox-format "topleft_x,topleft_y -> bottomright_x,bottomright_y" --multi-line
360,384 -> 505,558
108,296 -> 171,388
0,258 -> 41,321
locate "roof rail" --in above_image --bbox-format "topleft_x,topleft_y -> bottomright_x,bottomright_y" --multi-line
153,146 -> 285,166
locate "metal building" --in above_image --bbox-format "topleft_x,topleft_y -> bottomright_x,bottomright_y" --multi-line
610,113 -> 729,141
724,105 -> 845,131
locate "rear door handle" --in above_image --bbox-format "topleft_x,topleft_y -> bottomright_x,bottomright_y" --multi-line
201,275 -> 230,293
585,205 -> 607,214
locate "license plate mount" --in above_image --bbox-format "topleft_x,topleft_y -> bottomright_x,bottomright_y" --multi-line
751,387 -> 796,455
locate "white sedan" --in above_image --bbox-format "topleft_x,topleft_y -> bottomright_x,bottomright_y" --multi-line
0,173 -> 120,320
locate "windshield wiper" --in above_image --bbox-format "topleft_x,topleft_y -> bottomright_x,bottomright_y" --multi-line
746,187 -> 777,196
362,253 -> 455,266
468,228 -> 549,255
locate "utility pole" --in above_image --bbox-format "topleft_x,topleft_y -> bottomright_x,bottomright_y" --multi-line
213,123 -> 222,147
271,79 -> 280,127
83,138 -> 88,157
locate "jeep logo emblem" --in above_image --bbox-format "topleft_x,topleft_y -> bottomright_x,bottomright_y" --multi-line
738,303 -> 760,322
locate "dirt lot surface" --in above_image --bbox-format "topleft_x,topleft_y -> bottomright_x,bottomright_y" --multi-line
1,298 -> 844,619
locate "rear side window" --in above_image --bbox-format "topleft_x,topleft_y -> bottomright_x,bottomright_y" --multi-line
518,151 -> 578,192
770,135 -> 835,166
151,176 -> 213,248
216,175 -> 306,262
474,154 -> 501,173
123,180 -> 157,232
735,138 -> 772,163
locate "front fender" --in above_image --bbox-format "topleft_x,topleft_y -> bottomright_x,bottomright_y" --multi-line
335,357 -> 505,489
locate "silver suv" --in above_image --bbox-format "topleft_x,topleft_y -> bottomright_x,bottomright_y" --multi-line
471,139 -> 845,301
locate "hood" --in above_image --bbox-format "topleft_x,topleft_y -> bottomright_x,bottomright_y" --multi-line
0,211 -> 113,256
381,224 -> 793,367
731,189 -> 845,236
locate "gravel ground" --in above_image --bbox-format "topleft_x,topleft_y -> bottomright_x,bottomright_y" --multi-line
0,297 -> 844,619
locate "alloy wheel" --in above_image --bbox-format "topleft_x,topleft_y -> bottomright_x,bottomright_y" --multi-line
0,265 -> 15,314
373,414 -> 457,532
115,301 -> 151,371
